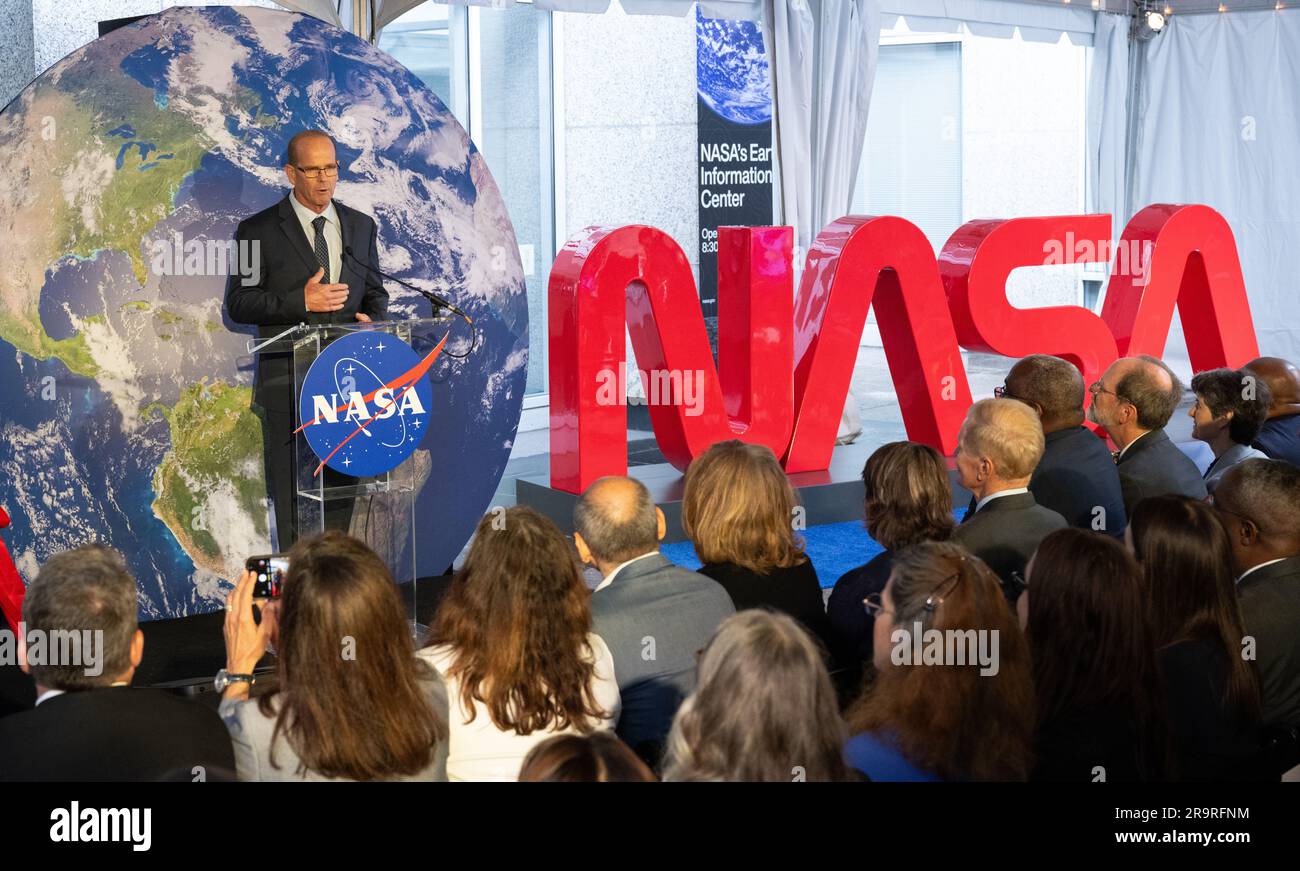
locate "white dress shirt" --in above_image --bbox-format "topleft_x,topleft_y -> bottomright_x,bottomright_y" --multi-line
975,486 -> 1030,512
593,550 -> 661,593
288,193 -> 343,285
1236,558 -> 1288,585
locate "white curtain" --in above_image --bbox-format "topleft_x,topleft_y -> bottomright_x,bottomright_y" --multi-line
760,0 -> 880,443
1085,11 -> 1130,246
1131,10 -> 1300,361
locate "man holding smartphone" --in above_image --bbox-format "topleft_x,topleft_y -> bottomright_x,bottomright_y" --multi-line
224,130 -> 388,550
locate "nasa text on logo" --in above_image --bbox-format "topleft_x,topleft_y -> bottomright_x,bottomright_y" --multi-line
298,331 -> 437,477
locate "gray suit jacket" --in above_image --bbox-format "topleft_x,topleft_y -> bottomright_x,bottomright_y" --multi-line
1116,428 -> 1207,513
1202,442 -> 1268,494
219,672 -> 450,781
589,552 -> 735,766
952,491 -> 1067,588
1238,556 -> 1300,728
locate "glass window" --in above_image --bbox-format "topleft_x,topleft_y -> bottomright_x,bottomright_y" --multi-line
474,5 -> 553,396
851,40 -> 963,254
378,3 -> 468,123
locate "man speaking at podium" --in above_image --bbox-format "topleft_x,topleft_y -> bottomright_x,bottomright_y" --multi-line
224,129 -> 388,550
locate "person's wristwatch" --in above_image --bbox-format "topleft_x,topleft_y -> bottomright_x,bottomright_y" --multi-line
214,668 -> 256,693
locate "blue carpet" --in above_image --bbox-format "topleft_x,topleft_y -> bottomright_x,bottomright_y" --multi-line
660,509 -> 966,589
660,521 -> 882,589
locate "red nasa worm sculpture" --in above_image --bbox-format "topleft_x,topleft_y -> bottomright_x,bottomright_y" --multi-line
548,203 -> 1259,494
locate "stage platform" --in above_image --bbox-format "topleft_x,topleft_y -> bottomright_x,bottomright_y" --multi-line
517,438 -> 974,542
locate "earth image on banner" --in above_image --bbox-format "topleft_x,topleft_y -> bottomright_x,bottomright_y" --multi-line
0,6 -> 528,619
696,11 -> 772,126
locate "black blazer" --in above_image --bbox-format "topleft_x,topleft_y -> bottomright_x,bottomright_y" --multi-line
1115,428 -> 1207,514
1030,426 -> 1127,536
223,196 -> 388,402
698,559 -> 835,666
0,687 -> 235,781
952,491 -> 1066,590
826,551 -> 893,674
1237,555 -> 1300,728
1159,639 -> 1264,781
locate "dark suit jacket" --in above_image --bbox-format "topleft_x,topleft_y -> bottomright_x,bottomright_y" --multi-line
1030,425 -> 1127,536
589,553 -> 734,768
1237,555 -> 1300,728
1252,414 -> 1300,467
0,686 -> 235,781
952,491 -> 1067,589
1115,428 -> 1207,514
223,196 -> 388,403
826,551 -> 893,674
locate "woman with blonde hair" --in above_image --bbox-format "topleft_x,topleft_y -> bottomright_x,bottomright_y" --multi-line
663,610 -> 854,781
682,439 -> 833,659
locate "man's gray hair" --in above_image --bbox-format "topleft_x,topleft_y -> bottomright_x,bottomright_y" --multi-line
1117,355 -> 1184,430
1219,458 -> 1300,540
22,544 -> 138,690
573,477 -> 659,565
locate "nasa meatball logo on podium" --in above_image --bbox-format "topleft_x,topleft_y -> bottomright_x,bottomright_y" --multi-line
298,332 -> 436,477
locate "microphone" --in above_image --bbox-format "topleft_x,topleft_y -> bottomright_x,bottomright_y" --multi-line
343,245 -> 471,323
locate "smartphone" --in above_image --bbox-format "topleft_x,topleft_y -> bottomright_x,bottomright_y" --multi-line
247,554 -> 289,599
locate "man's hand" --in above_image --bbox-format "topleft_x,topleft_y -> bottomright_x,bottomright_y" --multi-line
355,312 -> 372,323
304,267 -> 349,312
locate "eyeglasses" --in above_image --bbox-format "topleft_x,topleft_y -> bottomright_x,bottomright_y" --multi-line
292,163 -> 340,179
993,385 -> 1018,401
1006,570 -> 1028,600
1088,380 -> 1126,402
863,592 -> 891,618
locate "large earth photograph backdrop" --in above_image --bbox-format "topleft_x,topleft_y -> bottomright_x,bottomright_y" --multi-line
0,5 -> 529,619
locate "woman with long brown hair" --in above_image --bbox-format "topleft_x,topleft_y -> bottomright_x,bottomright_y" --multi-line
663,610 -> 854,781
219,531 -> 448,781
1128,496 -> 1263,779
682,439 -> 833,660
846,541 -> 1035,781
421,506 -> 619,781
1025,528 -> 1172,780
827,441 -> 956,683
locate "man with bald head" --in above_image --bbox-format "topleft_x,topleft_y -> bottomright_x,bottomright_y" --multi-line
224,129 -> 388,548
574,476 -> 733,769
1213,459 -> 1300,729
1088,355 -> 1206,513
999,354 -> 1126,535
1243,356 -> 1300,467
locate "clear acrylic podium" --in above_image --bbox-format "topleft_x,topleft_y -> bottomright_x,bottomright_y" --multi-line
252,316 -> 453,632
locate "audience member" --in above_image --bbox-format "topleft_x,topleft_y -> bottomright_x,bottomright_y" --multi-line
1089,355 -> 1207,511
0,545 -> 234,781
518,732 -> 657,782
422,507 -> 620,781
952,398 -> 1067,593
997,354 -> 1127,535
1212,459 -> 1300,729
219,532 -> 448,781
1129,497 -> 1264,780
1189,368 -> 1270,493
827,442 -> 954,689
682,440 -> 834,660
663,610 -> 854,781
1242,356 -> 1300,466
845,541 -> 1034,781
1025,529 -> 1172,781
575,476 -> 733,768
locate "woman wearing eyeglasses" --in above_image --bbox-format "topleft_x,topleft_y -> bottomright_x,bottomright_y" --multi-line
844,541 -> 1035,781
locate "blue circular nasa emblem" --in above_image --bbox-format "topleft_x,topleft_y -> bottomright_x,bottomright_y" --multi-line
298,331 -> 435,477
